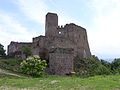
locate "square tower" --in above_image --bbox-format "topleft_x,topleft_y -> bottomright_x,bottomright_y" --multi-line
45,12 -> 58,37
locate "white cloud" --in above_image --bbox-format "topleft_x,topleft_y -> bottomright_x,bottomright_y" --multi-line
0,12 -> 37,52
58,15 -> 83,26
13,0 -> 82,26
13,0 -> 48,24
1,0 -> 78,53
87,0 -> 120,59
112,0 -> 120,3
2,0 -> 120,59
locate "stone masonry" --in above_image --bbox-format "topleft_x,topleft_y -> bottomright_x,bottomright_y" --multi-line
8,41 -> 32,59
8,12 -> 91,75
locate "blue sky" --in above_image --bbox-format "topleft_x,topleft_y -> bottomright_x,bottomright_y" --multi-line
0,0 -> 120,60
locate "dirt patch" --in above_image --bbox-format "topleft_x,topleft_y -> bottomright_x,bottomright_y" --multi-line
0,68 -> 25,78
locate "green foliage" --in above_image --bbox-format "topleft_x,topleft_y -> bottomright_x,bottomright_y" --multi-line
96,65 -> 111,75
20,55 -> 47,77
100,59 -> 111,70
75,58 -> 111,77
0,58 -> 22,72
22,46 -> 32,58
111,58 -> 120,74
0,43 -> 6,57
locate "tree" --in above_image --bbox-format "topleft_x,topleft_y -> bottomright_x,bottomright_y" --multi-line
20,55 -> 47,77
0,43 -> 6,57
100,59 -> 111,70
111,58 -> 120,74
22,46 -> 32,58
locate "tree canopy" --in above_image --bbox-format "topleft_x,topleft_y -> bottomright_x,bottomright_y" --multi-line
0,43 -> 6,57
22,46 -> 32,58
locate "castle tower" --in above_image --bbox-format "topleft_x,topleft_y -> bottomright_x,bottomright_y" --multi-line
45,12 -> 58,37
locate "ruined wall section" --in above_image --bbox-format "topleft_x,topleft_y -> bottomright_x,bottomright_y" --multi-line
49,23 -> 91,58
8,41 -> 32,58
8,42 -> 18,54
83,29 -> 91,58
49,48 -> 74,75
64,24 -> 91,58
32,36 -> 47,59
46,37 -> 75,50
8,41 -> 32,54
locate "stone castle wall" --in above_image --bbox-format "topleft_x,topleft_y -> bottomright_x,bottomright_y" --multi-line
44,13 -> 91,75
32,36 -> 47,59
49,48 -> 74,75
8,41 -> 32,59
8,12 -> 92,75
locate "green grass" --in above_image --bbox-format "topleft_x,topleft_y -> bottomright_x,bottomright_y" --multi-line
0,59 -> 120,89
0,58 -> 22,72
0,75 -> 120,90
0,58 -> 31,79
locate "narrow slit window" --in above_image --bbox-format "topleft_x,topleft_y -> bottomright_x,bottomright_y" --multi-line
59,32 -> 62,34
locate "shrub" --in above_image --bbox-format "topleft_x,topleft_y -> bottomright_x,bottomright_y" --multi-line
74,58 -> 111,77
100,59 -> 111,70
96,65 -> 111,75
20,55 -> 47,77
111,58 -> 120,74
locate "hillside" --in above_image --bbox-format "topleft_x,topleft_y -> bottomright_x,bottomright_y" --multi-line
0,75 -> 120,90
0,58 -> 120,89
0,58 -> 28,78
0,58 -> 21,72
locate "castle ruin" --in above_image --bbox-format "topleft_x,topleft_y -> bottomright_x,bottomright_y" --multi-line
8,12 -> 91,75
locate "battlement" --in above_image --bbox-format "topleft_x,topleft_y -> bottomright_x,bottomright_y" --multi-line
33,35 -> 45,40
57,23 -> 86,30
57,25 -> 64,29
45,12 -> 87,39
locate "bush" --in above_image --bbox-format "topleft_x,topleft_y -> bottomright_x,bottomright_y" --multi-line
111,58 -> 120,74
74,58 -> 111,77
100,59 -> 111,70
20,55 -> 47,77
96,65 -> 111,75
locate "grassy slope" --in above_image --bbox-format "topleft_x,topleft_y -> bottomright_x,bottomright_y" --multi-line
0,58 -> 31,78
0,58 -> 22,72
0,75 -> 120,90
0,59 -> 120,90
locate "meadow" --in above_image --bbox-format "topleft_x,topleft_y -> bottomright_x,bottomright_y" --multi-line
0,75 -> 120,90
0,58 -> 120,90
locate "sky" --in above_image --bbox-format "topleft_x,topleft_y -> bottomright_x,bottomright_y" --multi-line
0,0 -> 120,61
